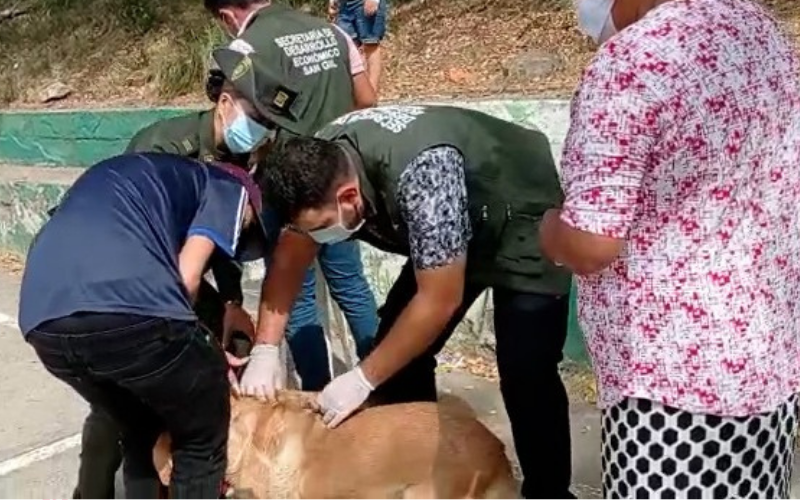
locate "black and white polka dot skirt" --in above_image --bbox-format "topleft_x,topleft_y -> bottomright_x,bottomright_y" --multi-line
601,396 -> 799,499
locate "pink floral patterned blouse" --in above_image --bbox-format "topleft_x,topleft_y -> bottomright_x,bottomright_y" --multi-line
560,0 -> 800,416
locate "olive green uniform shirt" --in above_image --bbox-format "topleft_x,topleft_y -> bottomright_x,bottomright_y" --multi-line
126,110 -> 249,166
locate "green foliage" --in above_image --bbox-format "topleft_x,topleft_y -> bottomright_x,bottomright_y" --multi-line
0,76 -> 19,105
0,0 -> 437,105
151,23 -> 228,99
118,0 -> 162,35
39,0 -> 79,12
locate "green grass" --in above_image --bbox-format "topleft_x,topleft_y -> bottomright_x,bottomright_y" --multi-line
0,0 -> 229,104
150,22 -> 228,99
0,0 -> 570,105
0,0 -> 354,105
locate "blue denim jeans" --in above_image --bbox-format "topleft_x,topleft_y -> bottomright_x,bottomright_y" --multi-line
336,0 -> 388,45
282,240 -> 378,391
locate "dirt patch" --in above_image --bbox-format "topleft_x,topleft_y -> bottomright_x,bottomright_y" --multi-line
382,0 -> 800,101
0,0 -> 225,107
438,344 -> 597,404
380,0 -> 591,100
0,252 -> 25,276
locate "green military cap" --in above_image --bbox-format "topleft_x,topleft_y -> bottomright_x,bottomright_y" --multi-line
212,47 -> 304,135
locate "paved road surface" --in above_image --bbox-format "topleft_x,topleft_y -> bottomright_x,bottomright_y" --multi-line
0,268 -> 794,498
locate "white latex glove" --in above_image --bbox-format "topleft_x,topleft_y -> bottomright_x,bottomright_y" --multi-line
239,344 -> 285,400
316,367 -> 374,428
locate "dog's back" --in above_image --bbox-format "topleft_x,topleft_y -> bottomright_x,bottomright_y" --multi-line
157,391 -> 519,499
302,400 -> 518,499
230,391 -> 518,498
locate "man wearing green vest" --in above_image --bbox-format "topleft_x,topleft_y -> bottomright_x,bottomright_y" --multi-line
201,1 -> 382,400
253,105 -> 576,499
203,0 -> 377,131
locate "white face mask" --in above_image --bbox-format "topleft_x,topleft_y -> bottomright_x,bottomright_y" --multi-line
308,201 -> 364,245
576,0 -> 618,44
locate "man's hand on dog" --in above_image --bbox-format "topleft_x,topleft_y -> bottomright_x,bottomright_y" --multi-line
239,343 -> 286,400
317,366 -> 374,428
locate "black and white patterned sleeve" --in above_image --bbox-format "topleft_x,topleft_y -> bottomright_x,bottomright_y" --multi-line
396,146 -> 472,270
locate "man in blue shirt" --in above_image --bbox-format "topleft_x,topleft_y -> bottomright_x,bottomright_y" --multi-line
19,152 -> 271,499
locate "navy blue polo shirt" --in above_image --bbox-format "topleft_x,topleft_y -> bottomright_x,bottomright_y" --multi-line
19,152 -> 266,335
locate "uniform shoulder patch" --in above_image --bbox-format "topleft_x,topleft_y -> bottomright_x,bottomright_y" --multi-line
231,56 -> 253,81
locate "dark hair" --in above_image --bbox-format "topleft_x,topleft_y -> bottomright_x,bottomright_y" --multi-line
203,0 -> 260,14
205,69 -> 225,102
259,137 -> 349,221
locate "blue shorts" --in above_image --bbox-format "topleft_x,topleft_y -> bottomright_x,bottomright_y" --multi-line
336,0 -> 387,45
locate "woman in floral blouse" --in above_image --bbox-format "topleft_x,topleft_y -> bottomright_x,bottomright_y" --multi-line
540,0 -> 800,497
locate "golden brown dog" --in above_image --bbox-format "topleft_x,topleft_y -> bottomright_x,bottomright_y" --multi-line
154,391 -> 519,498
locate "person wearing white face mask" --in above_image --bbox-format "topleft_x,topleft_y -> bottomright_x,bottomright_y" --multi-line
541,0 -> 800,498
253,104 -> 576,499
209,47 -> 381,403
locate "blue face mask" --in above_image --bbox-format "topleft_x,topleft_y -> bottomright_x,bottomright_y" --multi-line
224,108 -> 272,154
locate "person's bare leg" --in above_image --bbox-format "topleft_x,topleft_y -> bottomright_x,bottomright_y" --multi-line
362,43 -> 383,96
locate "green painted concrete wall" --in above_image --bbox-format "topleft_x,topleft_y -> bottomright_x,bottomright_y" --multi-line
0,108 -> 190,167
0,100 -> 589,363
0,181 -> 67,254
0,100 -> 574,167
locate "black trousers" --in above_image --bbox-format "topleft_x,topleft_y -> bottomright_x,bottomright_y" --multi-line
74,406 -> 122,499
370,261 -> 574,499
27,310 -> 230,499
67,280 -> 229,499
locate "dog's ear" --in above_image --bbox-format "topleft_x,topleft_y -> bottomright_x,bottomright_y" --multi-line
152,433 -> 173,486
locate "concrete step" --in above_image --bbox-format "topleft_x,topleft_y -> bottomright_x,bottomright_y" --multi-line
0,163 -> 81,256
